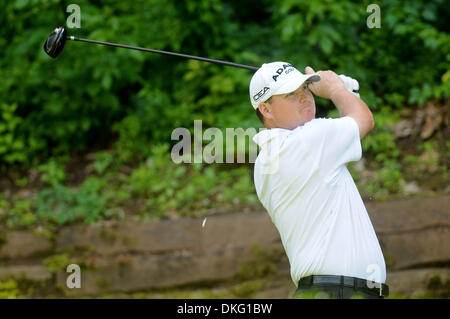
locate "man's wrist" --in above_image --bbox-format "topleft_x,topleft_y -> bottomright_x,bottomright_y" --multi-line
330,86 -> 350,102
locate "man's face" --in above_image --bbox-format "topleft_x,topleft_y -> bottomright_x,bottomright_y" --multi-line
265,83 -> 316,130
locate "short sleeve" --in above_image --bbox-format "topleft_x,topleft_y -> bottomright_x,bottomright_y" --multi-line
295,116 -> 362,175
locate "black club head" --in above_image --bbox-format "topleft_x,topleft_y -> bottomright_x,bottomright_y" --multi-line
43,27 -> 67,58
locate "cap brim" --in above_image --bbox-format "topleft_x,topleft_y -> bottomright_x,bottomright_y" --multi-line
274,73 -> 321,96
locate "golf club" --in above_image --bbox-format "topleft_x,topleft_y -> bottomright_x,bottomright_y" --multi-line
43,26 -> 259,71
43,27 -> 359,95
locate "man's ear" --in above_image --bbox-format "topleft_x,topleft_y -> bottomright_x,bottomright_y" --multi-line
258,102 -> 274,120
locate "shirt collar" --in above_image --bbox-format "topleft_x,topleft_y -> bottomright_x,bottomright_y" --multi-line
253,128 -> 288,147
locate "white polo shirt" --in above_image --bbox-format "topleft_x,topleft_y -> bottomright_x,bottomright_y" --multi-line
253,116 -> 386,286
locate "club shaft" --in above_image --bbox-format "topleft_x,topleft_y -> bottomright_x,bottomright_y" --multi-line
67,36 -> 258,71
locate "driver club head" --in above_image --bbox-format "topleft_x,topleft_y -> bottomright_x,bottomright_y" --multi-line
43,27 -> 67,58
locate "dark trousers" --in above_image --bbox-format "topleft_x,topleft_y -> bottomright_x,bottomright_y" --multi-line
293,275 -> 388,299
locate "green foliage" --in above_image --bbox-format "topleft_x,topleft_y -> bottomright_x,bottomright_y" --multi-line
275,0 -> 449,109
37,159 -> 67,186
1,0 -> 449,227
2,0 -> 447,170
0,103 -> 29,167
374,160 -> 404,194
445,141 -> 450,160
3,199 -> 36,229
126,144 -> 258,218
92,151 -> 116,175
0,280 -> 24,299
43,253 -> 70,273
1,142 -> 258,228
0,194 -> 9,226
34,177 -> 110,226
352,106 -> 404,196
112,115 -> 152,165
363,107 -> 400,165
1,0 -> 184,168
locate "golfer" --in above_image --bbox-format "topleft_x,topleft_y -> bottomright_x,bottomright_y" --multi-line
250,62 -> 389,299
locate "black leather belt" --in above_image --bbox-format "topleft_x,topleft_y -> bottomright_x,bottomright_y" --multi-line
298,275 -> 389,297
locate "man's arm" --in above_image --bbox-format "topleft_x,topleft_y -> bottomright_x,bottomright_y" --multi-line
305,66 -> 374,139
330,89 -> 374,139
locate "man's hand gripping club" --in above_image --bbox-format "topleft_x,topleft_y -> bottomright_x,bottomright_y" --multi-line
305,66 -> 374,139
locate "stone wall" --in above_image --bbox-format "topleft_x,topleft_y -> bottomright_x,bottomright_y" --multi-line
0,195 -> 449,298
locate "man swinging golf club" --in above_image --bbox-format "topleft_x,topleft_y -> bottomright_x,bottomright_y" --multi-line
43,27 -> 388,298
250,62 -> 389,299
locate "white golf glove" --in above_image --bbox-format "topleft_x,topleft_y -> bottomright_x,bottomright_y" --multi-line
339,74 -> 360,98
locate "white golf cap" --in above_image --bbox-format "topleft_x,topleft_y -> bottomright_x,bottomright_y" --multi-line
249,62 -> 321,110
